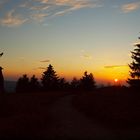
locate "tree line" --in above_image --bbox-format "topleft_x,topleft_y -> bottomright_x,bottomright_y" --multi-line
1,36 -> 140,94
16,35 -> 140,93
16,64 -> 96,93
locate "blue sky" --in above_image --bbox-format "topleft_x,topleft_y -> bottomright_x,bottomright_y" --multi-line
0,0 -> 140,84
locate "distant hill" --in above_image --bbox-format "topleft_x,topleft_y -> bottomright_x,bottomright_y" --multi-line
4,81 -> 16,93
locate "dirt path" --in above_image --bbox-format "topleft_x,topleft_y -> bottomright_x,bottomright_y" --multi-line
45,95 -> 116,139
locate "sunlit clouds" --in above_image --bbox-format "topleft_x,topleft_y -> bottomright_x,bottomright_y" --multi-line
0,0 -> 139,27
0,0 -> 100,27
104,65 -> 128,69
31,13 -> 49,22
40,59 -> 50,63
38,67 -> 47,70
121,2 -> 140,13
0,9 -> 28,27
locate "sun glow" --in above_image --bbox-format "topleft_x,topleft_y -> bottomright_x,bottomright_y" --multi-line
114,78 -> 118,82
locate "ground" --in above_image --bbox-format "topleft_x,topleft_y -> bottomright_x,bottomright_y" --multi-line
46,95 -> 113,139
0,88 -> 140,139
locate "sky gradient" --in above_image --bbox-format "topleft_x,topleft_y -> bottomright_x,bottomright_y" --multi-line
0,0 -> 140,85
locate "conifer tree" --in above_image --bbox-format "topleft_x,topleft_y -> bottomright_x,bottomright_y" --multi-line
71,77 -> 80,90
80,71 -> 96,90
127,37 -> 140,88
59,77 -> 69,90
41,64 -> 59,91
29,75 -> 40,92
16,74 -> 30,92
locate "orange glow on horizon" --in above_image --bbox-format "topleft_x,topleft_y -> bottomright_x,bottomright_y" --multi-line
3,64 -> 130,85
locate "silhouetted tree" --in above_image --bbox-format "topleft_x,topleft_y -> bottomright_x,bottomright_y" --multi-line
0,52 -> 3,57
80,71 -> 96,90
71,77 -> 80,90
16,74 -> 30,93
41,64 -> 59,91
127,37 -> 140,88
0,67 -> 4,93
58,77 -> 70,90
0,52 -> 4,94
29,75 -> 40,92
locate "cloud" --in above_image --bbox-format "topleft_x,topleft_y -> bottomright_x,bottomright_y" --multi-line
39,0 -> 49,4
54,0 -> 99,16
33,66 -> 47,70
0,0 -> 101,27
0,10 -> 28,27
81,49 -> 92,60
31,13 -> 49,22
104,65 -> 128,69
82,54 -> 92,59
38,67 -> 47,70
30,5 -> 49,11
121,2 -> 140,13
55,0 -> 72,5
40,59 -> 50,63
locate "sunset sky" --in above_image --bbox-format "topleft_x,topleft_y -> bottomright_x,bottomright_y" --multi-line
0,0 -> 140,84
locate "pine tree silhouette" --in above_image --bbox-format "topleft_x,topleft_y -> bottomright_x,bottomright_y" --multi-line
29,75 -> 40,92
16,74 -> 30,92
0,67 -> 4,93
71,77 -> 80,90
80,71 -> 96,90
59,77 -> 69,90
127,37 -> 140,88
41,64 -> 59,91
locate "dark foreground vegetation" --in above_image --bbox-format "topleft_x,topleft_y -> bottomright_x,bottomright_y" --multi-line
0,91 -> 68,139
73,86 -> 140,130
1,86 -> 140,139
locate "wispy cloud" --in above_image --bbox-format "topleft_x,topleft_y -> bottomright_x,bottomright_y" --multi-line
33,66 -> 47,70
81,49 -> 92,60
31,13 -> 49,22
30,5 -> 49,11
40,59 -> 50,63
38,67 -> 47,70
54,0 -> 100,16
82,54 -> 92,59
0,9 -> 28,27
39,0 -> 49,4
104,65 -> 128,69
0,0 -> 101,27
121,2 -> 140,13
